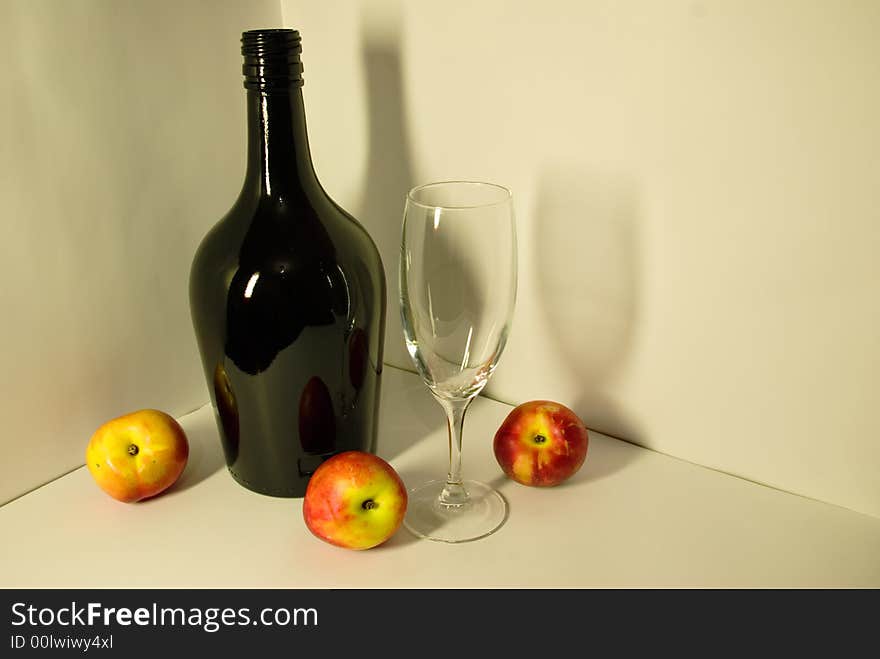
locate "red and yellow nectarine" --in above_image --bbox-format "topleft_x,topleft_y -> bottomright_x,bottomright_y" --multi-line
85,409 -> 189,503
303,451 -> 407,550
493,400 -> 588,487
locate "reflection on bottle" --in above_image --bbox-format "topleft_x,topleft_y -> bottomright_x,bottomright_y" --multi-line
212,362 -> 240,464
225,250 -> 344,376
298,376 -> 336,455
348,327 -> 368,391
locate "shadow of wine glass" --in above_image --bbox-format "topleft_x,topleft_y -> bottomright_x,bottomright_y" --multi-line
529,165 -> 646,472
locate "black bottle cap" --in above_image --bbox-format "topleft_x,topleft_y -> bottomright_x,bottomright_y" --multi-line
241,29 -> 304,90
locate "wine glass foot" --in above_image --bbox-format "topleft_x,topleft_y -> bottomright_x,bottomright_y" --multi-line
403,479 -> 508,543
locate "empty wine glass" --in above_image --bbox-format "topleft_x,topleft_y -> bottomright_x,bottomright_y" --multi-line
400,181 -> 517,542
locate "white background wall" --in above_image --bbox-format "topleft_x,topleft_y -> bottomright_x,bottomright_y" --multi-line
1,0 -> 877,520
283,0 -> 880,518
0,0 -> 281,504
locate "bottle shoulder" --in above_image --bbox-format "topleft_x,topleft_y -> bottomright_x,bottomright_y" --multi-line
191,190 -> 385,294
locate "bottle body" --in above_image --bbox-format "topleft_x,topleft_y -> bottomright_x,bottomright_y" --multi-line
189,30 -> 386,497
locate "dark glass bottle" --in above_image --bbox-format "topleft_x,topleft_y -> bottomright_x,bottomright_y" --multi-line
189,29 -> 386,497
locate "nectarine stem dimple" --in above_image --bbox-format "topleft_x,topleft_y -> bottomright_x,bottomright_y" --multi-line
533,434 -> 547,444
127,444 -> 139,456
361,499 -> 378,511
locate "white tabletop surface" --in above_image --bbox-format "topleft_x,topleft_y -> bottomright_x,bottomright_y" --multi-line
2,365 -> 879,588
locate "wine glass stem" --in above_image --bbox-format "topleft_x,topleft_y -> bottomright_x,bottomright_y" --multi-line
437,397 -> 471,506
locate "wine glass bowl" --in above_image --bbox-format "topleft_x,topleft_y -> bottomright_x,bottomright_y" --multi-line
399,181 -> 517,542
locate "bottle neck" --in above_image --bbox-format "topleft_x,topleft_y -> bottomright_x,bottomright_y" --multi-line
244,88 -> 318,198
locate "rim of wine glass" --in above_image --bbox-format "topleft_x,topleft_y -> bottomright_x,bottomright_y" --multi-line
406,180 -> 512,211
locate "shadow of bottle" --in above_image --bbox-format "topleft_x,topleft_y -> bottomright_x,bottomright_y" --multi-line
356,3 -> 417,378
353,6 -> 516,510
356,4 -> 429,464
